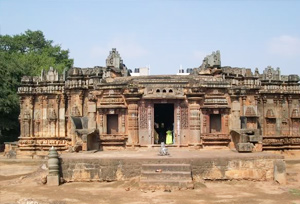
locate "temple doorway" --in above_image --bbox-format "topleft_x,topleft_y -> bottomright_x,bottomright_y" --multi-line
107,114 -> 118,134
154,104 -> 174,144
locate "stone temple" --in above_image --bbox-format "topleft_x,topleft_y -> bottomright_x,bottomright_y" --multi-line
16,48 -> 300,156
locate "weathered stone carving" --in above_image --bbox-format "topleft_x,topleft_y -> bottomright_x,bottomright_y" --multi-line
201,50 -> 221,69
291,109 -> 300,118
106,48 -> 123,68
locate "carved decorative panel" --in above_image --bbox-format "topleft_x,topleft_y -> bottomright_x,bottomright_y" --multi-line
139,102 -> 147,129
180,105 -> 189,129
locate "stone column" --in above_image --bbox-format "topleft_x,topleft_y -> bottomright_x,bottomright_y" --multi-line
188,101 -> 201,145
66,92 -> 71,138
201,110 -> 208,134
88,101 -> 97,129
121,109 -> 126,133
241,96 -> 247,117
230,99 -> 241,130
147,103 -> 153,144
138,101 -> 151,146
262,96 -> 267,136
78,91 -> 84,117
175,102 -> 180,146
98,109 -> 104,134
47,147 -> 60,186
274,96 -> 281,137
180,100 -> 189,146
59,95 -> 66,137
287,96 -> 292,136
222,110 -> 229,133
29,96 -> 34,137
42,96 -> 48,137
19,97 -> 25,137
127,103 -> 138,145
56,95 -> 60,137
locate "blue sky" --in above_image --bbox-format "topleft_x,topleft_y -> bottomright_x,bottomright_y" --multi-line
1,0 -> 300,75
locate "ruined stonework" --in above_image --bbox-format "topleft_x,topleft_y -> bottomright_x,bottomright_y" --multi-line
17,49 -> 300,155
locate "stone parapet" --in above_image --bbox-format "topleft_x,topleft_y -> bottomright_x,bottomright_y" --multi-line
60,152 -> 284,183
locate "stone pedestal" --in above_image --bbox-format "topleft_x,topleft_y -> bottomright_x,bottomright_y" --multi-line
47,175 -> 60,186
47,146 -> 60,186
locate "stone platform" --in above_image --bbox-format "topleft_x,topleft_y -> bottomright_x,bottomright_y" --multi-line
60,149 -> 286,184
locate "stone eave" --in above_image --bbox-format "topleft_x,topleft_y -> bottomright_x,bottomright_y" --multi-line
142,95 -> 186,100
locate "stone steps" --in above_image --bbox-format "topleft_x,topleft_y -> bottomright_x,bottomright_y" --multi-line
140,164 -> 193,190
141,163 -> 191,171
141,171 -> 191,180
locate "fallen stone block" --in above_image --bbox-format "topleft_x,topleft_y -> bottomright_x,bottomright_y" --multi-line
236,143 -> 254,153
249,135 -> 261,143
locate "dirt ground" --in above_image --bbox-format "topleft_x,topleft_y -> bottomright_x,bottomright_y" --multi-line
0,153 -> 300,204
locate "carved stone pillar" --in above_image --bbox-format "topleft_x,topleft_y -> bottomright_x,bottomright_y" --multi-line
59,95 -> 66,137
19,97 -> 25,137
34,96 -> 43,137
188,100 -> 201,145
29,96 -> 34,137
138,101 -> 152,145
42,96 -> 48,137
288,95 -> 293,136
121,109 -> 126,133
98,109 -> 104,134
23,106 -> 31,137
56,95 -> 60,137
180,100 -> 189,146
147,103 -> 153,144
87,100 -> 97,129
202,110 -> 208,134
78,91 -> 84,116
175,102 -> 180,146
128,103 -> 138,145
230,99 -> 241,130
241,96 -> 247,117
262,96 -> 267,136
66,92 -> 71,138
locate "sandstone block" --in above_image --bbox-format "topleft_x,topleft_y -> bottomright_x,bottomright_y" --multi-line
236,143 -> 253,153
249,135 -> 261,143
47,175 -> 59,186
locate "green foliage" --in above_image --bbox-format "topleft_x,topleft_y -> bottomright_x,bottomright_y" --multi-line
0,30 -> 73,143
289,188 -> 300,196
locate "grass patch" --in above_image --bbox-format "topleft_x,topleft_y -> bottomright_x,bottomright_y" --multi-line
289,188 -> 300,196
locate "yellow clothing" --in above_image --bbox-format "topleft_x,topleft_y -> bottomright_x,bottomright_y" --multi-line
166,130 -> 173,145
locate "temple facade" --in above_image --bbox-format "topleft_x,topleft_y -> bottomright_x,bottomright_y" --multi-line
17,49 -> 300,155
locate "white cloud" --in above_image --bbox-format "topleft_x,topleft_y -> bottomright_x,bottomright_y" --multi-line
268,35 -> 300,58
90,35 -> 148,60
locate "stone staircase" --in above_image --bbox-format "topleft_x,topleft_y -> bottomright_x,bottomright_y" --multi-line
140,163 -> 194,190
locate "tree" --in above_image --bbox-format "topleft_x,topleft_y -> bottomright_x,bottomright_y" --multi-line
0,30 -> 73,144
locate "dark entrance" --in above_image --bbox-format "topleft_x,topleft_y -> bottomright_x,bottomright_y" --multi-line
107,114 -> 118,134
210,114 -> 221,133
154,104 -> 174,144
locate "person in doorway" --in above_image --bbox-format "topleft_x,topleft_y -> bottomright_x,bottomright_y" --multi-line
166,129 -> 173,145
